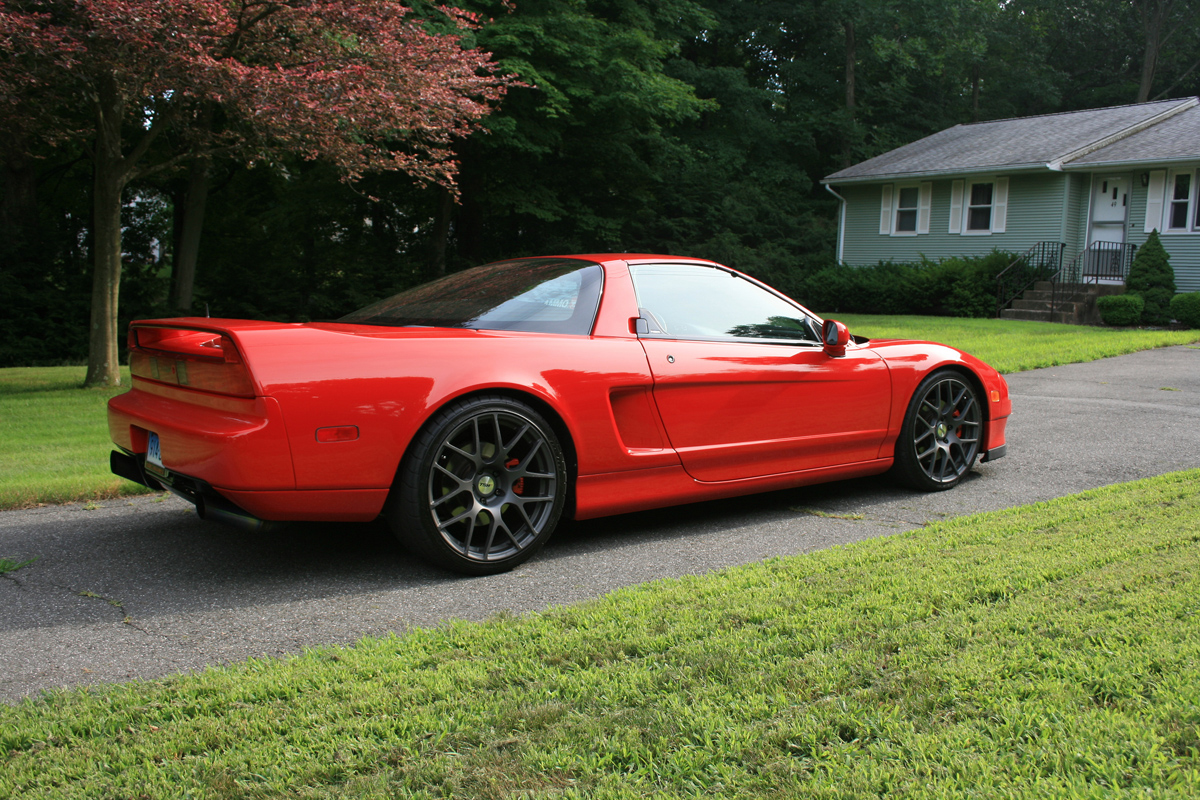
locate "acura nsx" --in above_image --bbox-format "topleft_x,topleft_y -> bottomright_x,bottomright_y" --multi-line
109,255 -> 1009,574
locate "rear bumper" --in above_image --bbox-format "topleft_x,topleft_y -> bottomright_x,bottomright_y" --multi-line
108,380 -> 296,491
110,449 -> 388,523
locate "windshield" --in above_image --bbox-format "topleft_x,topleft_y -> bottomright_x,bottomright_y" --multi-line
340,258 -> 604,335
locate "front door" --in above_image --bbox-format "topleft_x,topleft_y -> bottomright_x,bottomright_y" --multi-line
628,262 -> 892,482
1086,175 -> 1129,279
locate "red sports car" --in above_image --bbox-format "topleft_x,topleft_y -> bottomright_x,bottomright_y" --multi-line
109,255 -> 1009,574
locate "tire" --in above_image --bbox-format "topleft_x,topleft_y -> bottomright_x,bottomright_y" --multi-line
893,370 -> 982,491
387,395 -> 568,575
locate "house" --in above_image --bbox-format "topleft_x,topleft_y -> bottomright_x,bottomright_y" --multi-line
822,97 -> 1200,302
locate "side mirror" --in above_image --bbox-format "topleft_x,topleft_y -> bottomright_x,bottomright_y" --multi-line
822,319 -> 850,357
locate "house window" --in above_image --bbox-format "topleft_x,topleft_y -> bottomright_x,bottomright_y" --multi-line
966,182 -> 994,231
880,182 -> 930,235
895,186 -> 919,232
1168,172 -> 1191,230
951,177 -> 1007,234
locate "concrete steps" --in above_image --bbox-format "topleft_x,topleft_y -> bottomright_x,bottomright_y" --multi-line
999,282 -> 1125,325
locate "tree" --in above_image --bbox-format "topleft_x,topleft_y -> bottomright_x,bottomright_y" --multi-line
0,0 -> 511,386
1127,230 -> 1176,325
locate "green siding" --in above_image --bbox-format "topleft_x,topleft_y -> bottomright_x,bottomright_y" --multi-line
1064,173 -> 1090,264
1125,165 -> 1200,293
837,173 -> 1071,266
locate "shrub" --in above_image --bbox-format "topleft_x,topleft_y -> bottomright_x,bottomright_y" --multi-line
794,250 -> 1017,318
1170,292 -> 1200,328
1097,293 -> 1144,326
1126,230 -> 1176,324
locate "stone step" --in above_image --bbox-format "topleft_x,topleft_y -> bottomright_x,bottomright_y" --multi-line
1019,290 -> 1093,304
1011,298 -> 1086,314
1000,308 -> 1080,324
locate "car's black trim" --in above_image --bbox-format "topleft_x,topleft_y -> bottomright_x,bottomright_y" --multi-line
110,449 -> 273,532
982,444 -> 1007,462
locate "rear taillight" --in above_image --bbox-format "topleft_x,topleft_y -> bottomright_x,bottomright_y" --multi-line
129,327 -> 256,397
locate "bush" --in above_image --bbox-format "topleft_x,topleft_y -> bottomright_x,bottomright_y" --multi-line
1126,230 -> 1176,325
1097,293 -> 1144,326
794,250 -> 1016,318
1170,292 -> 1200,328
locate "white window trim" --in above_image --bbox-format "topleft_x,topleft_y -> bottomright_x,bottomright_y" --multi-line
959,177 -> 1008,236
1159,167 -> 1199,234
882,182 -> 932,236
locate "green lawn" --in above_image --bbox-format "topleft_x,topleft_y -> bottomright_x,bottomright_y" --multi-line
827,314 -> 1199,374
0,366 -> 155,510
3,470 -> 1198,798
1,319 -> 1197,510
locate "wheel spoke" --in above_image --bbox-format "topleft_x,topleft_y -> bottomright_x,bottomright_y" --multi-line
501,423 -> 530,459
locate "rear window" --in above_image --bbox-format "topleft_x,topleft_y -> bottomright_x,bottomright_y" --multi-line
340,258 -> 604,335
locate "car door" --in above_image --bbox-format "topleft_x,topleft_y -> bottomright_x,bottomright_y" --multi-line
629,263 -> 892,482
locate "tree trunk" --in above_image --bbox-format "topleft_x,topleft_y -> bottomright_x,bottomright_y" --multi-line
171,158 -> 210,311
842,18 -> 856,169
971,63 -> 981,122
430,186 -> 454,276
84,75 -> 129,388
1136,0 -> 1173,103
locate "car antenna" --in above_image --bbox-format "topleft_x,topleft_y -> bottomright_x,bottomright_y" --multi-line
206,303 -> 210,318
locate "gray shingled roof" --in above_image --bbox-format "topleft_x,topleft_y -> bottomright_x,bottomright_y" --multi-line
1068,103 -> 1200,166
824,98 -> 1196,183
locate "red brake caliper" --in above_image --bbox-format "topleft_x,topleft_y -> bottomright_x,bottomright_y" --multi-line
505,458 -> 524,495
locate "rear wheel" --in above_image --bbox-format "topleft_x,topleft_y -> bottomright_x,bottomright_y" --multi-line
388,395 -> 567,575
893,370 -> 982,491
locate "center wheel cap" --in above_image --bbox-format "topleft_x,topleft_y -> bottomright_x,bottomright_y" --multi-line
937,422 -> 948,439
477,475 -> 497,496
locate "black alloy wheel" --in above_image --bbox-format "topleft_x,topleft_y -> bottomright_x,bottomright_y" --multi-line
388,395 -> 567,575
894,370 -> 982,491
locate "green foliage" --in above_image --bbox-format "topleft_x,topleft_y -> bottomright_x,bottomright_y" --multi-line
0,557 -> 38,575
2,471 -> 1200,796
1097,293 -> 1144,326
796,251 -> 1015,318
1126,230 -> 1176,325
1170,292 -> 1200,328
5,0 -> 1200,366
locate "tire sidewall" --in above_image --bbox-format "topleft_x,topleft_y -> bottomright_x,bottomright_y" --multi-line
894,369 -> 980,492
389,395 -> 568,575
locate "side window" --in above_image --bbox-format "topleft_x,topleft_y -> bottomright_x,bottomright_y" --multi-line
629,264 -> 819,343
966,182 -> 994,231
895,186 -> 919,233
1167,171 -> 1192,231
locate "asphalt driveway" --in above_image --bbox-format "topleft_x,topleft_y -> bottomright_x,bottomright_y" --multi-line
2,344 -> 1198,703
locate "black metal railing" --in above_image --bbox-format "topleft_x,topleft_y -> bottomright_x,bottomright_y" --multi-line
1056,241 -> 1137,285
995,241 -> 1064,316
1048,242 -> 1137,320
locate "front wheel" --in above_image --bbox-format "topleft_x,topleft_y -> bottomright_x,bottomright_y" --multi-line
387,395 -> 568,575
893,370 -> 982,491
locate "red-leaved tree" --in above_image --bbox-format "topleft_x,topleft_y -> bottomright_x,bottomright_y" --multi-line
0,0 -> 511,386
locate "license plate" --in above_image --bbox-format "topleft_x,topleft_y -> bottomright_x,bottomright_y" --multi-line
146,432 -> 163,469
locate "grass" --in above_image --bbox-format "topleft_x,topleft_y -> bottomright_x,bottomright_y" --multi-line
0,366 -> 155,510
0,556 -> 38,575
2,469 -> 1198,797
826,314 -> 1198,374
2,317 -> 1197,511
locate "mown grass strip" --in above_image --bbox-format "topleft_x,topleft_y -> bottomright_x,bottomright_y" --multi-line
0,366 -> 156,509
3,470 -> 1198,798
827,314 -> 1197,374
